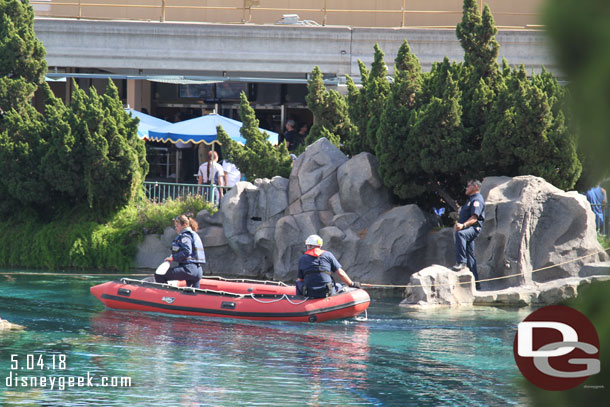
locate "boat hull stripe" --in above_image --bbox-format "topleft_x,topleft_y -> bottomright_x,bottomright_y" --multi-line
100,293 -> 369,318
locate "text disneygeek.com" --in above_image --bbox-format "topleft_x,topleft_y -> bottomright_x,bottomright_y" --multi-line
5,372 -> 132,391
5,353 -> 131,390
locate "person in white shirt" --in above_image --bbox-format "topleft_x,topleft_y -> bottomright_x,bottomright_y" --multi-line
221,159 -> 242,188
197,150 -> 225,204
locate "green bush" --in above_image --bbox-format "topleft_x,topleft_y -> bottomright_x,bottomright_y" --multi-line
0,197 -> 215,271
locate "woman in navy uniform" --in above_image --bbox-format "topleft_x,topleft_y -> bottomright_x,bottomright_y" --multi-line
155,214 -> 205,288
453,180 -> 485,289
296,234 -> 360,298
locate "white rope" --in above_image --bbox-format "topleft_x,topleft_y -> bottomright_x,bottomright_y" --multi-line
247,293 -> 310,305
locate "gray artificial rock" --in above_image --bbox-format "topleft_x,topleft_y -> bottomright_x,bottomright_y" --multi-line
220,182 -> 257,253
328,192 -> 344,215
200,226 -> 227,247
475,176 -> 607,290
134,226 -> 177,269
195,209 -> 222,228
401,265 -> 475,307
288,138 -> 348,208
337,152 -> 391,214
424,228 -> 455,271
299,174 -> 339,212
134,234 -> 169,269
135,146 -> 605,309
579,261 -> 610,277
351,205 -> 432,284
253,177 -> 289,219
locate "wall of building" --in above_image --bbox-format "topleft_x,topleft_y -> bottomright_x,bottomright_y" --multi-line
34,0 -> 544,28
34,19 -> 556,79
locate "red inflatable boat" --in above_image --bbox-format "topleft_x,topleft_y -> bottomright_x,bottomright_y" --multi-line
90,276 -> 370,323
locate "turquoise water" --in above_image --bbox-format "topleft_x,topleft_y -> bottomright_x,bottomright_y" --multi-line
0,271 -> 531,406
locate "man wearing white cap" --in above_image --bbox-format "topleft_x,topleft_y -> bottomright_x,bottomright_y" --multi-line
296,234 -> 360,298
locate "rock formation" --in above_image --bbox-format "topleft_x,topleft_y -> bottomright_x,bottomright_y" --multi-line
135,138 -> 609,306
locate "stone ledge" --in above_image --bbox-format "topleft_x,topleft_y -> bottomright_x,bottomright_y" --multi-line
473,275 -> 610,307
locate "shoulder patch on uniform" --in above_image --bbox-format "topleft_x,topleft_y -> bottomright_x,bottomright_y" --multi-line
181,237 -> 189,244
473,201 -> 480,207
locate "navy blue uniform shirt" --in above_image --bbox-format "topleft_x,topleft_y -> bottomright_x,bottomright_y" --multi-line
298,250 -> 342,288
458,192 -> 486,226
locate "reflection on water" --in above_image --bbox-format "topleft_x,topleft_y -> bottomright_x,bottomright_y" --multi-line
0,272 -> 530,406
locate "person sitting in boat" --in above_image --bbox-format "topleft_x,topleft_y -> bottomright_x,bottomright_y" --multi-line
296,234 -> 360,298
155,214 -> 205,288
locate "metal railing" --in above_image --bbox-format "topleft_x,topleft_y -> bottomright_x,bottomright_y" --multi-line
31,0 -> 542,29
144,180 -> 229,204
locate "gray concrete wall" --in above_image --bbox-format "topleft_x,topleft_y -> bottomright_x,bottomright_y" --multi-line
34,18 -> 558,80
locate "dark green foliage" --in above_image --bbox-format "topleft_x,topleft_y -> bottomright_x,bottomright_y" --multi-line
304,66 -> 357,151
346,46 -> 391,154
0,81 -> 148,218
0,197 -> 214,271
363,44 -> 391,153
406,59 -> 470,208
376,40 -> 423,200
343,74 -> 364,155
218,92 -> 292,182
0,0 -> 46,115
482,66 -> 581,190
544,0 -> 610,185
63,81 -> 148,213
368,0 -> 581,210
0,0 -> 147,220
456,0 -> 499,79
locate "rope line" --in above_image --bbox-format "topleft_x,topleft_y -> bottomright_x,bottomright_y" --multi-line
248,293 -> 310,305
2,247 -> 608,290
362,247 -> 610,289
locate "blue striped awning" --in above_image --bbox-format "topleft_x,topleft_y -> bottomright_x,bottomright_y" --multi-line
125,109 -> 170,140
147,114 -> 278,145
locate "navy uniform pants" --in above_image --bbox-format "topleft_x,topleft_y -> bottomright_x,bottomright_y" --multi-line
155,263 -> 203,288
455,226 -> 481,282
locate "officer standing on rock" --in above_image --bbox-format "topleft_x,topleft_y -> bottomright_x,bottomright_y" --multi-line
453,180 -> 485,290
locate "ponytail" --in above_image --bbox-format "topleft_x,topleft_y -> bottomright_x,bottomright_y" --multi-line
174,214 -> 198,232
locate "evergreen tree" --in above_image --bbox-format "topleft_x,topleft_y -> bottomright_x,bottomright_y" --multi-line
304,66 -> 356,151
482,65 -> 581,190
363,44 -> 391,153
0,101 -> 47,214
0,0 -> 46,116
0,81 -> 148,217
0,0 -> 147,218
456,0 -> 499,79
344,61 -> 369,154
455,0 -> 501,173
405,59 -> 469,208
218,92 -> 292,182
376,40 -> 423,200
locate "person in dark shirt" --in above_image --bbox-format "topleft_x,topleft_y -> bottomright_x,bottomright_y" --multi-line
283,120 -> 298,151
297,234 -> 360,298
453,180 -> 485,290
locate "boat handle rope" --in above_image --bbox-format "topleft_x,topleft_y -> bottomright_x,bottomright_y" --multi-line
362,247 -> 610,289
247,293 -> 310,305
